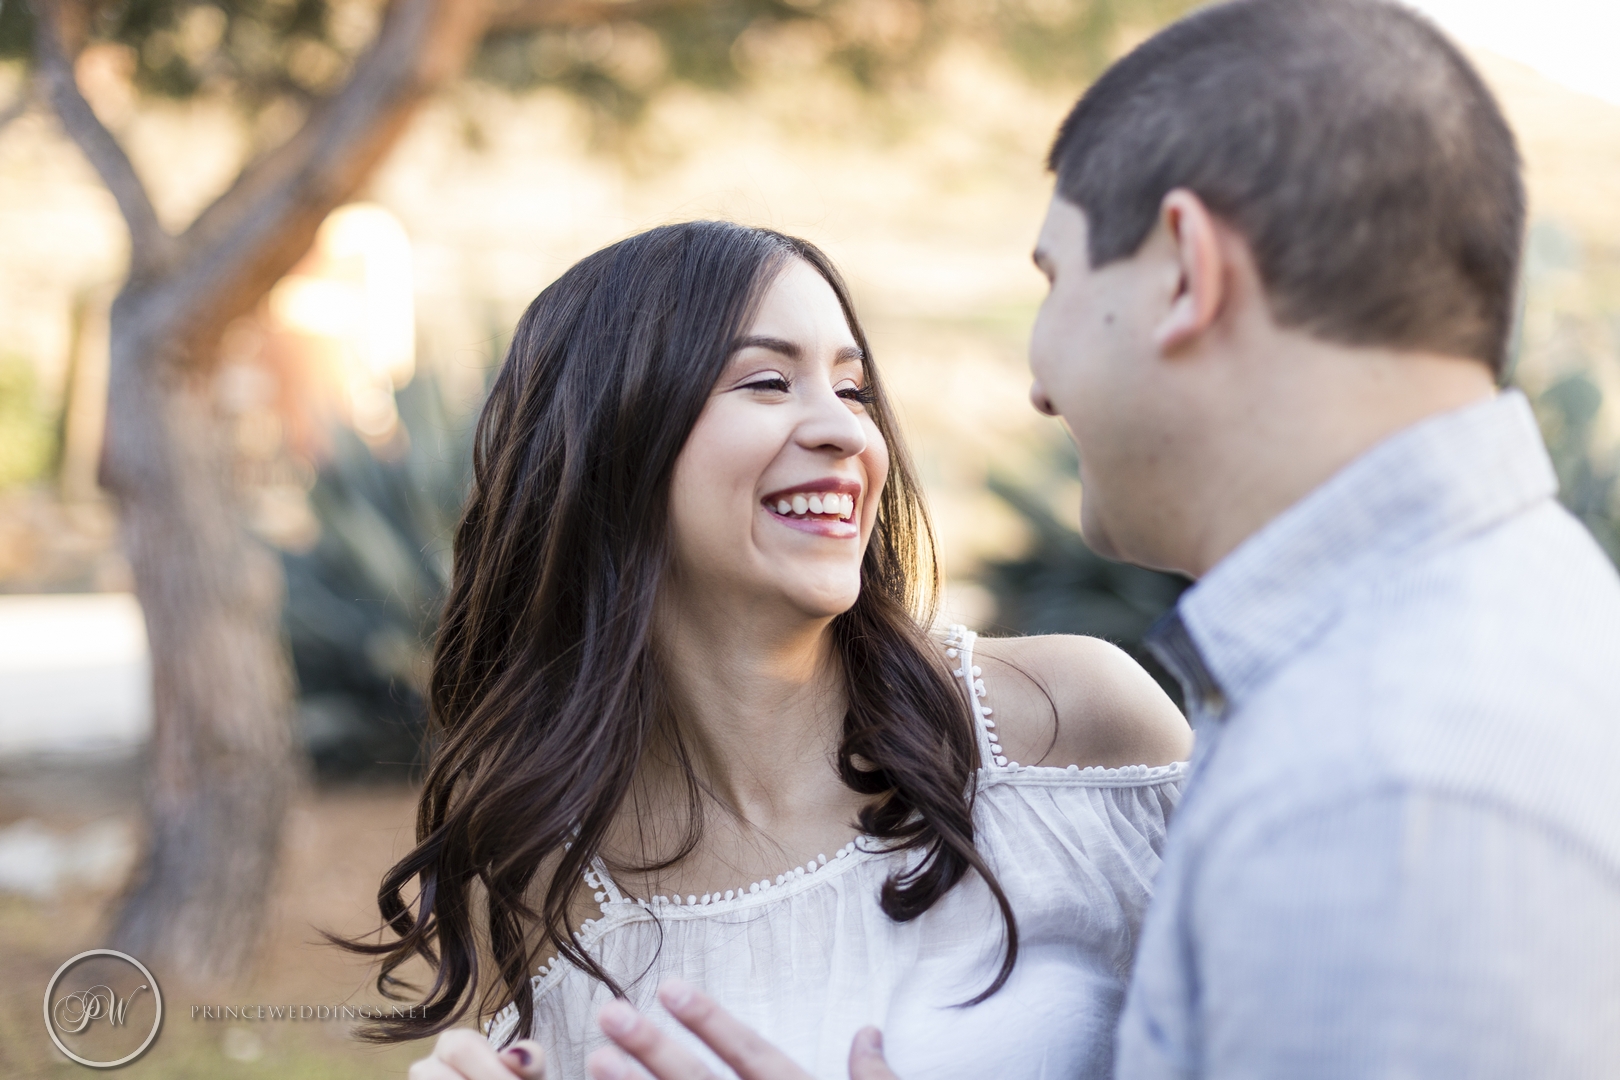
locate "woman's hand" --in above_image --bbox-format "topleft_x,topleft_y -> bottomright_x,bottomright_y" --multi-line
408,1028 -> 548,1080
586,980 -> 899,1080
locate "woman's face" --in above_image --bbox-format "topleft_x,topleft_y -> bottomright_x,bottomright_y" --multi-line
666,258 -> 889,624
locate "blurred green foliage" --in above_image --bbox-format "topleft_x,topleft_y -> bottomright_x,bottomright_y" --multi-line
1535,372 -> 1620,564
2,0 -> 381,103
281,374 -> 474,778
1519,221 -> 1620,566
0,0 -> 1201,127
0,355 -> 58,489
0,0 -> 28,59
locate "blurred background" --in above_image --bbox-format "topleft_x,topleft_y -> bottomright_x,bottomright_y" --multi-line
1,0 -> 1617,1074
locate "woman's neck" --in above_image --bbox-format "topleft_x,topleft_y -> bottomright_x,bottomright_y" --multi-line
651,600 -> 848,830
589,586 -> 873,903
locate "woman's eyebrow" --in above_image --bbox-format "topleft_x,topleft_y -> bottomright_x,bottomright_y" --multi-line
733,335 -> 800,359
731,336 -> 866,366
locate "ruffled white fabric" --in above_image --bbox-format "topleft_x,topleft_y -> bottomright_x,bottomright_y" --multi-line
486,627 -> 1187,1080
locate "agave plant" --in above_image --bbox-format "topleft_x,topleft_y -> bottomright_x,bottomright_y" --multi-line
976,463 -> 1190,708
281,375 -> 480,778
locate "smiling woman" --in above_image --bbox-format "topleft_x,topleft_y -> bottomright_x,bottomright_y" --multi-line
665,258 -> 890,622
333,220 -> 1189,1080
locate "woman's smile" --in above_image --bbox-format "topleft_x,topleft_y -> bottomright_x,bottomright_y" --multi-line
762,478 -> 860,538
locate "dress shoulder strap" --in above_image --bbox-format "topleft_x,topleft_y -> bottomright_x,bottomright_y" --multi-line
583,855 -> 624,906
944,624 -> 1009,769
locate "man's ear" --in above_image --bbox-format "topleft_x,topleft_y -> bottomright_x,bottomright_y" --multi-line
1152,189 -> 1228,355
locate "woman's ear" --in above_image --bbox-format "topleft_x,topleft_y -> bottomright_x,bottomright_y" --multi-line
1152,189 -> 1229,356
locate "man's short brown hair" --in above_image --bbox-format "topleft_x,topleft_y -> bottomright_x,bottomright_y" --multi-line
1048,0 -> 1524,375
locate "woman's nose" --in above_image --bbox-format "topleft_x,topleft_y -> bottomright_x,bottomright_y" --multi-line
796,387 -> 869,457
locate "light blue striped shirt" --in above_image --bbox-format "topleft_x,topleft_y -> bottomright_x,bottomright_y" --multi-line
1117,390 -> 1620,1079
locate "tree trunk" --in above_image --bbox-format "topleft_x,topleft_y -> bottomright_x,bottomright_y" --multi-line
28,0 -> 712,982
30,0 -> 497,984
99,290 -> 296,982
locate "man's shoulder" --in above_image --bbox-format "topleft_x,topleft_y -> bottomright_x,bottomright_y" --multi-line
1202,500 -> 1620,868
1358,492 -> 1620,634
1284,495 -> 1620,726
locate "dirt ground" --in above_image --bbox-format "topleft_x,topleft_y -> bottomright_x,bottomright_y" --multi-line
0,756 -> 455,1079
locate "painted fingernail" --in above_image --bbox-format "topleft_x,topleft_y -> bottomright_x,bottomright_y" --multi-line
503,1045 -> 533,1067
659,979 -> 694,1010
598,999 -> 637,1038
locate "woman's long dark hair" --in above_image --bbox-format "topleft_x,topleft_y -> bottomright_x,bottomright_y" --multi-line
331,221 -> 1018,1044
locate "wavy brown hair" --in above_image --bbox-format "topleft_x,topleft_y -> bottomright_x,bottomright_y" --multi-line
331,221 -> 1018,1044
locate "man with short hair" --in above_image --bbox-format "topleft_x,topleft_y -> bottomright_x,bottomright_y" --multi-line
1030,2 -> 1620,1076
576,0 -> 1620,1075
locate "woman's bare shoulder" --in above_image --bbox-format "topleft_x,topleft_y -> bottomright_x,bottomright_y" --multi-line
970,633 -> 1191,769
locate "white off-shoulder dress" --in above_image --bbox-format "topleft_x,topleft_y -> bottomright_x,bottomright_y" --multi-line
486,627 -> 1187,1079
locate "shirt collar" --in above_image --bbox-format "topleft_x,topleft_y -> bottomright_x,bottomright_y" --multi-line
1144,607 -> 1226,721
1145,389 -> 1557,717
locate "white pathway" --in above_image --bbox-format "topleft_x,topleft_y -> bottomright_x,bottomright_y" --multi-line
0,593 -> 147,897
0,592 -> 150,758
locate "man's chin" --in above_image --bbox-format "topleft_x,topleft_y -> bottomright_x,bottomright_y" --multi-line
1080,506 -> 1170,571
1077,510 -> 1124,564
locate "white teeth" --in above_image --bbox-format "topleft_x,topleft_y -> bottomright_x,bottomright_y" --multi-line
772,491 -> 857,518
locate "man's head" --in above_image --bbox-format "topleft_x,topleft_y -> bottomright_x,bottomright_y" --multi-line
1029,0 -> 1523,574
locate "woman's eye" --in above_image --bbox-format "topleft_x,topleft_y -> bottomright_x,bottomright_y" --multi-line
837,384 -> 876,406
743,377 -> 791,393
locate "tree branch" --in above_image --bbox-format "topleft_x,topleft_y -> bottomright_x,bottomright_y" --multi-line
30,0 -> 173,279
170,0 -> 492,351
486,0 -> 703,31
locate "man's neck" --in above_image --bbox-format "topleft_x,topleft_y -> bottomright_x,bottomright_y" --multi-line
1179,338 -> 1498,578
